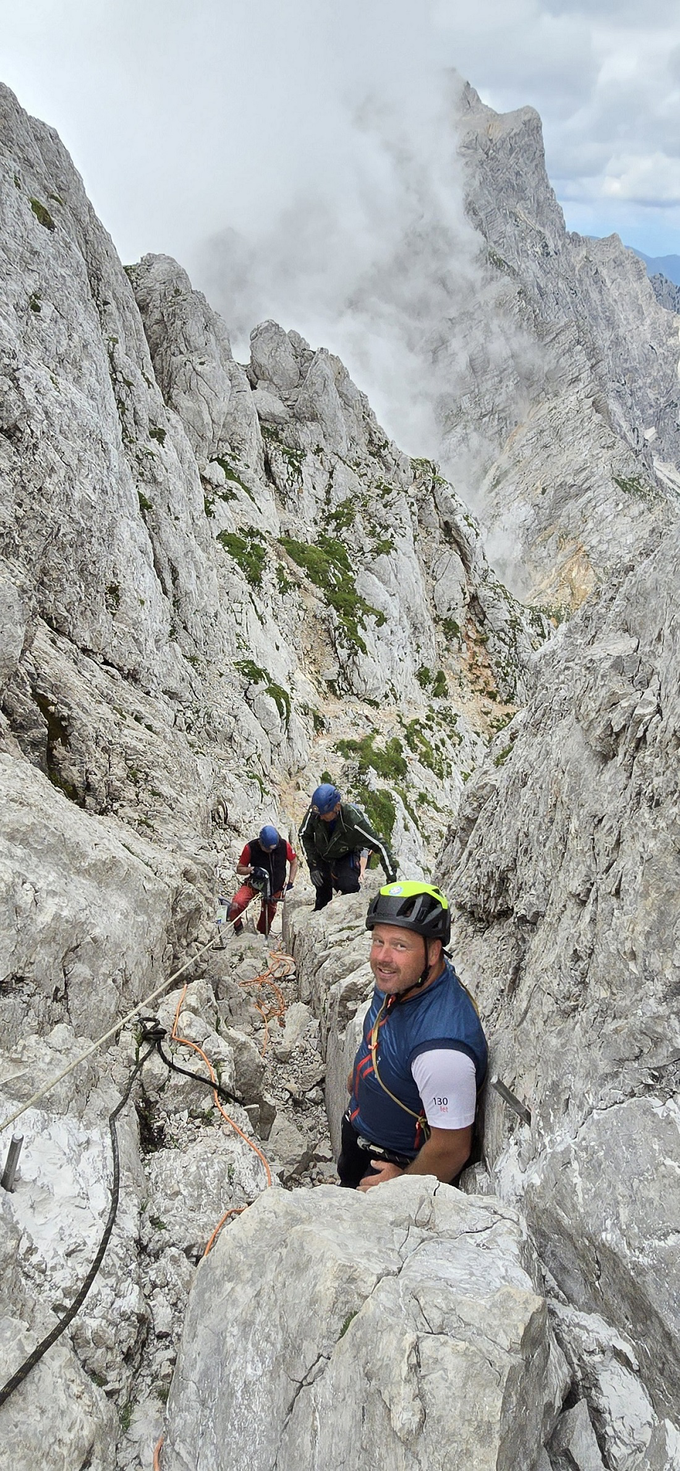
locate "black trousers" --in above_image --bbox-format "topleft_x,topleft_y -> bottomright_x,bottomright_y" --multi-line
337,1112 -> 468,1189
337,1113 -> 412,1189
314,851 -> 361,911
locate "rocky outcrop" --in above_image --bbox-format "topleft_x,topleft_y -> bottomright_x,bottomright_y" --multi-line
440,517 -> 680,1430
451,85 -> 680,610
284,884 -> 375,1156
648,273 -> 680,316
162,1178 -> 568,1471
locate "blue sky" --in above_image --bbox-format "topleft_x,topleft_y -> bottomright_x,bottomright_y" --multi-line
1,0 -> 679,265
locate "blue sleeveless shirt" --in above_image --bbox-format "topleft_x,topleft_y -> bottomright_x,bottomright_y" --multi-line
349,959 -> 488,1157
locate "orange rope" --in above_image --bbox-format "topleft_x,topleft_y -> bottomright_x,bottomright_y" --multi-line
153,1436 -> 164,1470
238,948 -> 295,1055
202,1206 -> 246,1258
171,984 -> 272,1186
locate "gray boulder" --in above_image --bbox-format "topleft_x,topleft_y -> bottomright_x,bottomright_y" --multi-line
162,1178 -> 567,1471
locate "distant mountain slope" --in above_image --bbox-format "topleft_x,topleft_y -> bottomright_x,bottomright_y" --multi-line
630,248 -> 680,286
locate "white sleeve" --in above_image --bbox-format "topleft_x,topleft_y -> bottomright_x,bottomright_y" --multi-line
410,1048 -> 477,1130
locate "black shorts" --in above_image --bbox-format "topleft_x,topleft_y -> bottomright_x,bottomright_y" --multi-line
337,1112 -> 412,1189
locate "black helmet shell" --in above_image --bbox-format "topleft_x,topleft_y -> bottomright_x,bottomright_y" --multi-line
366,881 -> 450,945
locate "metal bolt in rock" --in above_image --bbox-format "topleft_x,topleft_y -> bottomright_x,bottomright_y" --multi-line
491,1076 -> 532,1127
1,1134 -> 24,1192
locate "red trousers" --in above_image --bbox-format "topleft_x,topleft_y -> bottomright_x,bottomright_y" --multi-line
228,884 -> 281,934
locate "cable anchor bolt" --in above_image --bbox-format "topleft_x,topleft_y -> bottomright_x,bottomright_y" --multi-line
1,1134 -> 24,1192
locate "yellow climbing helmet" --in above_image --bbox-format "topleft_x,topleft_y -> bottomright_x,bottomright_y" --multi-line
366,880 -> 451,944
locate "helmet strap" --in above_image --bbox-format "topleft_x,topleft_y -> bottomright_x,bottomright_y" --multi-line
415,935 -> 430,988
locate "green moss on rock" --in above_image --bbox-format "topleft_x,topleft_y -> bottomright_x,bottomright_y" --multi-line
234,659 -> 291,727
279,535 -> 385,653
218,529 -> 267,587
335,733 -> 407,781
354,784 -> 397,843
30,198 -> 55,231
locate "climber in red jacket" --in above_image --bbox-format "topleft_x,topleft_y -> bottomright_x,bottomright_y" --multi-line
228,825 -> 298,936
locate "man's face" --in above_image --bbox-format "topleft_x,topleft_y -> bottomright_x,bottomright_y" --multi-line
319,801 -> 341,823
369,923 -> 440,995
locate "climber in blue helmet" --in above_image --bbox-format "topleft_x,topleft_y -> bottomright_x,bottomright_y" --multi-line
227,824 -> 298,937
299,783 -> 397,911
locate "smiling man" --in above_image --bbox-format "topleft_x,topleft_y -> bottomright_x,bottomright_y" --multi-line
338,881 -> 488,1191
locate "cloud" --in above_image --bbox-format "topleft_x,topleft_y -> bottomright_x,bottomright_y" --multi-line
602,153 -> 680,206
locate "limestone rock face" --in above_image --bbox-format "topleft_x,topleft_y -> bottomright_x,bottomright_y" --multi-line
284,884 -> 376,1155
441,519 -> 680,1421
411,81 -> 680,611
162,1179 -> 568,1471
0,1316 -> 117,1471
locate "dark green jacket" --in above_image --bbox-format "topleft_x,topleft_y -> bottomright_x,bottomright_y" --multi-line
299,802 -> 396,881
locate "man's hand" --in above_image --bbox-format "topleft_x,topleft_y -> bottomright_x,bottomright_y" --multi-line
309,869 -> 324,889
403,1125 -> 472,1184
357,1160 -> 404,1192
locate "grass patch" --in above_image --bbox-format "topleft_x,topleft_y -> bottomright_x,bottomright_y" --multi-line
493,745 -> 513,767
218,528 -> 267,587
212,456 -> 252,498
30,197 -> 55,231
335,733 -> 407,780
329,498 -> 356,531
276,563 -> 295,595
394,783 -> 419,827
401,718 -> 449,780
234,660 -> 291,727
431,670 -> 448,698
411,456 -> 447,487
149,426 -> 166,445
354,784 -> 397,844
279,535 -> 385,654
440,616 -> 461,643
613,474 -> 653,500
339,1311 -> 358,1339
245,766 -> 266,798
261,425 -> 305,483
138,491 -> 152,514
416,790 -> 441,812
371,536 -> 394,557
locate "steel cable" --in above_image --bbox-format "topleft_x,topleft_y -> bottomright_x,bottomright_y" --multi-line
0,1040 -> 157,1408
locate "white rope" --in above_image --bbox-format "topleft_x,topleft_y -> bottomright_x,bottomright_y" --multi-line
0,926 -> 230,1136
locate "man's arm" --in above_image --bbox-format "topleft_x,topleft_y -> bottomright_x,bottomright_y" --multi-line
357,1125 -> 472,1192
357,1047 -> 476,1191
236,843 -> 253,877
298,807 -> 318,869
348,808 -> 397,882
287,851 -> 299,886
